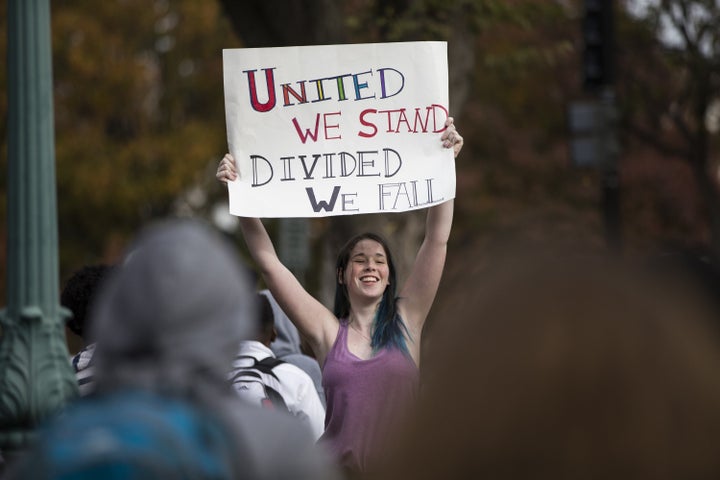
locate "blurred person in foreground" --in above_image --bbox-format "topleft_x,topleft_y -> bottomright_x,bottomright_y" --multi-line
377,242 -> 720,480
9,219 -> 338,480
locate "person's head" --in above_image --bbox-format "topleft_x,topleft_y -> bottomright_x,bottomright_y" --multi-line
334,232 -> 408,353
61,264 -> 114,339
380,245 -> 720,479
90,218 -> 257,399
256,292 -> 277,346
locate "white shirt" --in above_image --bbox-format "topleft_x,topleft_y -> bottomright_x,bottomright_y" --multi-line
231,341 -> 326,440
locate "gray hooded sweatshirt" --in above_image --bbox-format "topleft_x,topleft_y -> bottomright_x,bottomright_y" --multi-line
12,219 -> 338,480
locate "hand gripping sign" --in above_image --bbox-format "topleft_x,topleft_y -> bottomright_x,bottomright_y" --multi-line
223,41 -> 454,218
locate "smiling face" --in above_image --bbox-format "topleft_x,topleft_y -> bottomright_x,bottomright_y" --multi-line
333,232 -> 398,320
341,239 -> 391,301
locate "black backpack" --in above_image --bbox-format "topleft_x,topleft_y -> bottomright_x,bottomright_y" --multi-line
230,356 -> 290,412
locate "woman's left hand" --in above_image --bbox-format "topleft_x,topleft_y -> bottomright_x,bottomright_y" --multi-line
441,116 -> 464,159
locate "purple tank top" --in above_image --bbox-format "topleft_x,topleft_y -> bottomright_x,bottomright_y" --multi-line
320,319 -> 419,472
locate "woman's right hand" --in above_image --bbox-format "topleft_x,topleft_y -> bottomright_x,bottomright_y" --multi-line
216,153 -> 238,184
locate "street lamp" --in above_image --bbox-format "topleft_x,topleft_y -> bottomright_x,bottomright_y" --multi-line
0,0 -> 78,459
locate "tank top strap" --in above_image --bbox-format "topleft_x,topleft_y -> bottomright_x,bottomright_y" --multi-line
326,318 -> 350,362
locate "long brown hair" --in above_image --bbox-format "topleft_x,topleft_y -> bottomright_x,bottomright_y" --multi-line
334,232 -> 409,354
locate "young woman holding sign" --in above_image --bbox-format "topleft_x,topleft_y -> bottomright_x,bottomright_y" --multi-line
216,117 -> 463,474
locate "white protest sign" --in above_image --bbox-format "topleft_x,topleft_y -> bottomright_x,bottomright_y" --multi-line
223,41 -> 454,218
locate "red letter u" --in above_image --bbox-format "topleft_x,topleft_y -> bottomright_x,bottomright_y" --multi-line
244,68 -> 276,113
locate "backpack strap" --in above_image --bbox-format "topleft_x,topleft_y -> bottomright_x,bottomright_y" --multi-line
233,355 -> 285,380
255,356 -> 285,371
262,385 -> 289,412
231,355 -> 290,412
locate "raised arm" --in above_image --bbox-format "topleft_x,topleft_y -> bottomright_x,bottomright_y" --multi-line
397,118 -> 463,336
217,155 -> 338,361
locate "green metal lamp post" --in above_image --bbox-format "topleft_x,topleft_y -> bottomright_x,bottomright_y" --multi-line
0,0 -> 78,456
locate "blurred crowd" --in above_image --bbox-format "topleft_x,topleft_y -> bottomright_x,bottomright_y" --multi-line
1,218 -> 719,479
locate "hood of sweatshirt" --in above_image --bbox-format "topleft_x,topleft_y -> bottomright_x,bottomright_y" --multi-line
263,289 -> 304,358
90,218 -> 257,398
